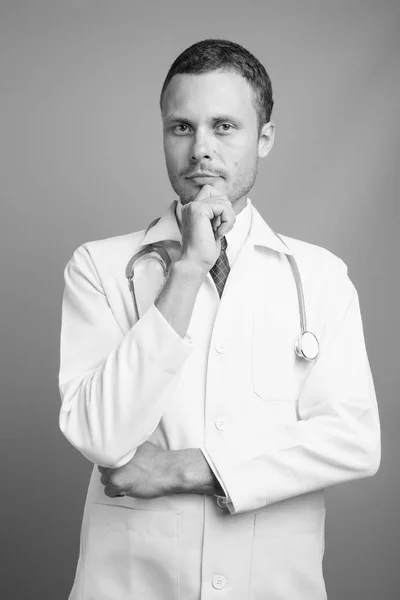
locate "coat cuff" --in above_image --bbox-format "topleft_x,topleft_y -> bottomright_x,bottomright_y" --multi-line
137,303 -> 194,373
200,446 -> 234,510
202,444 -> 264,515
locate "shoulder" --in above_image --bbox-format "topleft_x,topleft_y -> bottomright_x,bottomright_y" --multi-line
278,233 -> 348,278
275,233 -> 354,312
68,229 -> 145,267
64,230 -> 147,287
276,234 -> 365,335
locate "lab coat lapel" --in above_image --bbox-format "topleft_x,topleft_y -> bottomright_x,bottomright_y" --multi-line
213,202 -> 292,323
130,199 -> 292,320
206,229 -> 259,412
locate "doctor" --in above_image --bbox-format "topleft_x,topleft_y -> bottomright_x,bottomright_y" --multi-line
59,39 -> 381,599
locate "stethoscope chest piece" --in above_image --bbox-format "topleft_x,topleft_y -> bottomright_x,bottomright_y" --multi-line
295,330 -> 319,361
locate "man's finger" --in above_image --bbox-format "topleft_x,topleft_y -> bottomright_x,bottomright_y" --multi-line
98,465 -> 107,473
212,215 -> 222,232
104,483 -> 125,498
100,473 -> 109,486
104,484 -> 116,497
194,183 -> 213,202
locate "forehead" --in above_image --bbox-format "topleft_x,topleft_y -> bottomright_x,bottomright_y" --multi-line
162,70 -> 257,122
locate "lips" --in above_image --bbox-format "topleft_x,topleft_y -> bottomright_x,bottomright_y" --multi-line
186,174 -> 221,185
186,173 -> 219,179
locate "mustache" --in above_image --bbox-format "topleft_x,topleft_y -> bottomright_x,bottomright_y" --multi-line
180,165 -> 227,178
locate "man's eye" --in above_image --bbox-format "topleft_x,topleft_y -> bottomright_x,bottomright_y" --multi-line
216,123 -> 234,133
173,124 -> 191,134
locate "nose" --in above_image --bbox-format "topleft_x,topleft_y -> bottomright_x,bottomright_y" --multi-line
190,130 -> 213,162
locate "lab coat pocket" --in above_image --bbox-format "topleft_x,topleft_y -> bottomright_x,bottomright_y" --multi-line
252,310 -> 298,402
252,309 -> 315,404
249,506 -> 326,600
83,503 -> 181,600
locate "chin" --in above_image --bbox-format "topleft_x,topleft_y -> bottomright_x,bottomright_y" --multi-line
187,179 -> 227,196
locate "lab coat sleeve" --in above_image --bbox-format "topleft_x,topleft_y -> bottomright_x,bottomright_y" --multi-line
58,244 -> 194,468
203,261 -> 381,515
201,447 -> 232,504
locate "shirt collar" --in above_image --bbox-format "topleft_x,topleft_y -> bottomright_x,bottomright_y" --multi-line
140,198 -> 292,256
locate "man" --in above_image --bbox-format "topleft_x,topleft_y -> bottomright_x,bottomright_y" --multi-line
58,39 -> 380,600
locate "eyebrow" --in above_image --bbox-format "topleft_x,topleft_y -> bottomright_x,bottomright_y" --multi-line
165,114 -> 243,126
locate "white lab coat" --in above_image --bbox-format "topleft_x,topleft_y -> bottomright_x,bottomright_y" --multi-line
59,199 -> 380,600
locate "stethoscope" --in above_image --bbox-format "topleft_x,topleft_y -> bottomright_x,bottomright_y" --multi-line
125,221 -> 320,362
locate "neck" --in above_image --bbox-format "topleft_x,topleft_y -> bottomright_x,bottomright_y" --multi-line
232,194 -> 247,216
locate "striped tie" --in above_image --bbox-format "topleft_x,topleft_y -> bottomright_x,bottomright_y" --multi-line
209,236 -> 230,298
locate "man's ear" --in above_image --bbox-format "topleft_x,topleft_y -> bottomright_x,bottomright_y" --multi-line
258,121 -> 275,158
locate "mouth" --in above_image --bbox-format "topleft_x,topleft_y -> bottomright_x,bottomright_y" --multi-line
186,174 -> 221,184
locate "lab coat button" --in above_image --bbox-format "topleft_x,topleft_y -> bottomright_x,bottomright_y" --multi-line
216,496 -> 227,508
215,341 -> 228,353
215,417 -> 227,431
212,575 -> 228,589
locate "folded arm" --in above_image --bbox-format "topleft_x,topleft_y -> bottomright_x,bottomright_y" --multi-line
58,245 -> 196,467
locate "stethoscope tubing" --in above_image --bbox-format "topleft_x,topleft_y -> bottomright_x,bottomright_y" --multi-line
125,234 -> 319,361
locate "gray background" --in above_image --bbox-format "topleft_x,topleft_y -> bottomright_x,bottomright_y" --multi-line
1,1 -> 399,598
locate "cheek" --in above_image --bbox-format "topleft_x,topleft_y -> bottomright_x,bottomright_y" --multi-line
228,149 -> 258,188
164,138 -> 189,169
229,145 -> 256,175
222,135 -> 257,164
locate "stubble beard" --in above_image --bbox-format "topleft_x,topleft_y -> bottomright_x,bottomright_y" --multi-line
166,160 -> 259,206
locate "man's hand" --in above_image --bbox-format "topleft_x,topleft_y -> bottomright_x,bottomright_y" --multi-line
98,441 -> 181,499
98,442 -> 224,499
177,448 -> 225,496
180,184 -> 236,272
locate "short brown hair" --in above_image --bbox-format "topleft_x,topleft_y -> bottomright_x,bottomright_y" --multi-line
160,38 -> 274,131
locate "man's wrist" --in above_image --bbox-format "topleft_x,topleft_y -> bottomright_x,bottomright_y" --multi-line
173,448 -> 224,495
171,259 -> 208,285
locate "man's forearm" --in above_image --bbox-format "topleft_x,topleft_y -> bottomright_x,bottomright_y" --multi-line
155,260 -> 206,339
